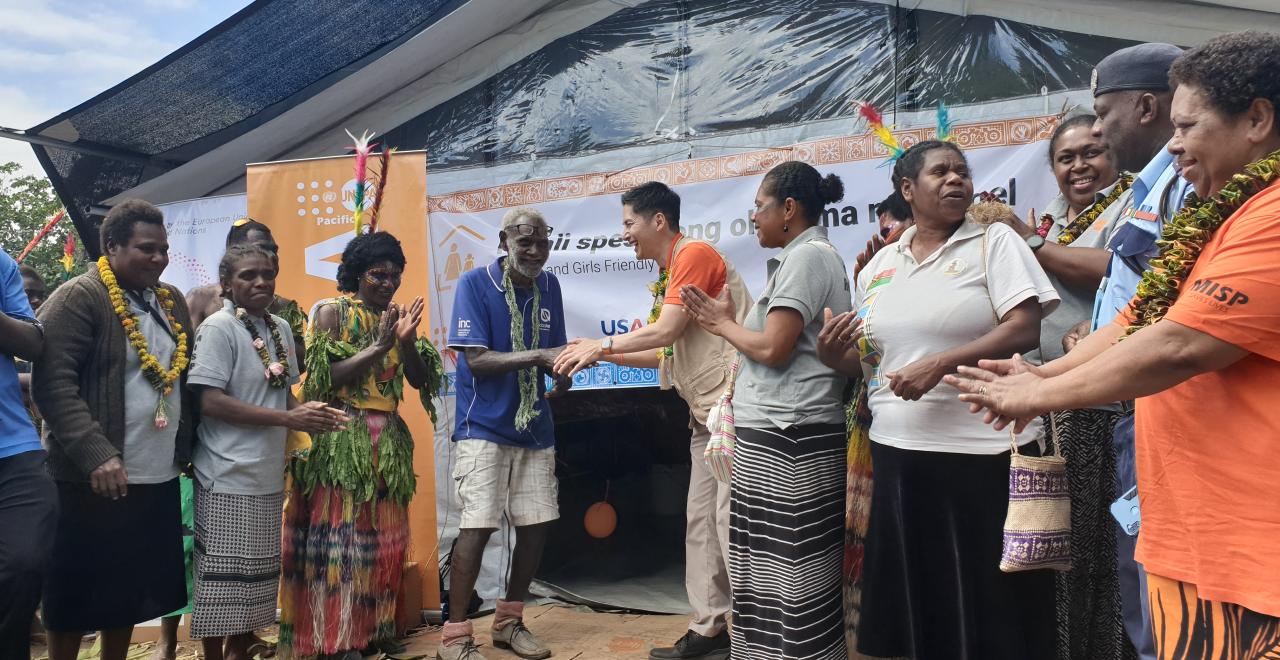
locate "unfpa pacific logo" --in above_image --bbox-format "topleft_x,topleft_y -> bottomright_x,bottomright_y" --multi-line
1190,278 -> 1249,309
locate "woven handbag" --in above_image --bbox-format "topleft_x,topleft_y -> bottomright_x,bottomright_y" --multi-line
999,415 -> 1071,572
703,355 -> 742,483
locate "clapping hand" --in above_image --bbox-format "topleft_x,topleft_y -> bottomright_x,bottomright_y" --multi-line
680,285 -> 735,336
942,354 -> 1045,433
854,234 -> 886,278
395,297 -> 425,346
816,308 -> 862,369
375,305 -> 401,351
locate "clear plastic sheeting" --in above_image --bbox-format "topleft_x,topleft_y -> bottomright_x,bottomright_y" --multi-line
385,0 -> 1135,171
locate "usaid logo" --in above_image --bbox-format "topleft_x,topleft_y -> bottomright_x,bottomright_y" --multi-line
456,318 -> 471,337
601,318 -> 645,335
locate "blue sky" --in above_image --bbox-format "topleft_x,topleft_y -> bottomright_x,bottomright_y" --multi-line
0,0 -> 253,175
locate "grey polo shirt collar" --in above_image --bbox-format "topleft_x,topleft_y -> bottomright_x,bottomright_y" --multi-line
767,225 -> 830,277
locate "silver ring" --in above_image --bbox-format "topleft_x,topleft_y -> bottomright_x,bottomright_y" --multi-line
979,385 -> 989,396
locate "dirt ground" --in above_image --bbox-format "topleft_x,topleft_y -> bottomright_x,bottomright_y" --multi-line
31,604 -> 690,659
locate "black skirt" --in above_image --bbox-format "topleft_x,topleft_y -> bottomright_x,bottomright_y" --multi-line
43,478 -> 187,632
856,441 -> 1056,660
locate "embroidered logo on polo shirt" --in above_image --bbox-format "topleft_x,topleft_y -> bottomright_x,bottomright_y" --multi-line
942,258 -> 967,276
456,318 -> 472,337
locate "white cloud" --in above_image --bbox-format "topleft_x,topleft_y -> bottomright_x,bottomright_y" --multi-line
0,85 -> 60,175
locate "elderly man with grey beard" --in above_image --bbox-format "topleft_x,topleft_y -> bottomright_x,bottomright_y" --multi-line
437,208 -> 572,660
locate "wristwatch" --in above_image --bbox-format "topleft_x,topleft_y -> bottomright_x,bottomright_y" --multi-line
1025,234 -> 1046,251
600,337 -> 614,355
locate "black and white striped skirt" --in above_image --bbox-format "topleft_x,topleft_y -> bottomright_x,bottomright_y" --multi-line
729,423 -> 847,660
191,485 -> 284,638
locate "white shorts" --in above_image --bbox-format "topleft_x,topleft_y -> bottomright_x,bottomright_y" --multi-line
452,439 -> 559,529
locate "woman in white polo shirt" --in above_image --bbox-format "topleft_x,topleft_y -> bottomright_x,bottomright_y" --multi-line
817,140 -> 1059,660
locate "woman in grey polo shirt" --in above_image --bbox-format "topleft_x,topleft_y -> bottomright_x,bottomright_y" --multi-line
187,245 -> 346,660
818,140 -> 1059,659
682,160 -> 851,660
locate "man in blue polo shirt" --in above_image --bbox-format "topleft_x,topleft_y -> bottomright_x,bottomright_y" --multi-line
0,250 -> 55,660
439,208 -> 570,660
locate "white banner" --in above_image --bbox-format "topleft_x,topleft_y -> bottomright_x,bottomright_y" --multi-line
428,115 -> 1060,390
158,194 -> 249,294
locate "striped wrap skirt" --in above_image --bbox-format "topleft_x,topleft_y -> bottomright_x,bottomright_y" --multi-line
729,423 -> 847,660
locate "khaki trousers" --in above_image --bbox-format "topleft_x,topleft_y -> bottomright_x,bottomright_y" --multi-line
686,417 -> 732,636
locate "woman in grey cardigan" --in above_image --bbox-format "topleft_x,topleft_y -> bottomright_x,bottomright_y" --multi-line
33,199 -> 194,660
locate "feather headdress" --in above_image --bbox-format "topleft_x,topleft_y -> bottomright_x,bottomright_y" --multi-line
857,102 -> 904,167
366,147 -> 396,234
935,102 -> 954,143
61,232 -> 76,279
345,129 -> 376,235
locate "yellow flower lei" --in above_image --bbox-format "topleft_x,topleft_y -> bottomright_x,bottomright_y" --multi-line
98,256 -> 189,428
1056,174 -> 1133,246
1125,148 -> 1280,336
647,269 -> 673,359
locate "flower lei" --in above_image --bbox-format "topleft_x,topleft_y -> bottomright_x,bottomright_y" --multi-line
98,256 -> 189,429
1126,148 -> 1280,336
504,259 -> 543,432
235,307 -> 290,388
647,269 -> 673,359
1055,174 -> 1133,246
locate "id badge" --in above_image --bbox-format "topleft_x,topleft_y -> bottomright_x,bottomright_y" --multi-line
1110,485 -> 1141,536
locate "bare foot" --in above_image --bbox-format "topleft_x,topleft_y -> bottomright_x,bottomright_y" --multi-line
150,642 -> 178,660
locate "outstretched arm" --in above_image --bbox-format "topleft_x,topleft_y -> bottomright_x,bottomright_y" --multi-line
946,318 -> 1248,428
554,303 -> 689,377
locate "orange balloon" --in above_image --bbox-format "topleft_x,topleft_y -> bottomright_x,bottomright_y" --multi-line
584,501 -> 617,539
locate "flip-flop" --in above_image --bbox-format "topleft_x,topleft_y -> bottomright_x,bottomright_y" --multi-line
246,640 -> 277,658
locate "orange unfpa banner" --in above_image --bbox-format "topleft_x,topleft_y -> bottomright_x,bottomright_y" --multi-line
246,151 -> 442,612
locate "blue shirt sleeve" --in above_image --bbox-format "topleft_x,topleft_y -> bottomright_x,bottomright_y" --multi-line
549,276 -> 567,347
448,274 -> 491,349
0,253 -> 34,322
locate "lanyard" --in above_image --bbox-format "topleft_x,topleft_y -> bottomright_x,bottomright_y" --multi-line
127,290 -> 176,342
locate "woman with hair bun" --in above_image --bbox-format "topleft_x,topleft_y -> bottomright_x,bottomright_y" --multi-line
818,140 -> 1059,659
681,160 -> 852,659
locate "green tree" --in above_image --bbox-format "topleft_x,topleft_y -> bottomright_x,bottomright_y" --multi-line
0,161 -> 85,290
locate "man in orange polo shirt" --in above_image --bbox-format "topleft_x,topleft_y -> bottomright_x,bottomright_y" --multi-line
946,31 -> 1280,658
555,182 -> 751,660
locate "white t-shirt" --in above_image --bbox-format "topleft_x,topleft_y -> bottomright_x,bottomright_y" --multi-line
854,220 -> 1059,454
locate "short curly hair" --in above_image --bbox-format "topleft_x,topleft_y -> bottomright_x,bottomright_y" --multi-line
100,199 -> 165,253
335,231 -> 406,293
1169,31 -> 1280,134
891,141 -> 966,196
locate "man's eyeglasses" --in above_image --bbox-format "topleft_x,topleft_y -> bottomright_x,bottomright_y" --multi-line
505,223 -> 553,237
